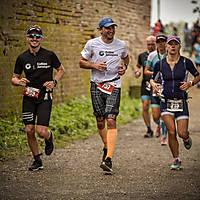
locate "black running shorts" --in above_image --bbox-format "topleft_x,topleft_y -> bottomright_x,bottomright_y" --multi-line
90,82 -> 121,120
22,96 -> 52,126
141,79 -> 151,96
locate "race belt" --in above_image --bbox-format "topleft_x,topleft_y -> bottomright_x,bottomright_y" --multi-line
23,87 -> 40,98
166,99 -> 183,112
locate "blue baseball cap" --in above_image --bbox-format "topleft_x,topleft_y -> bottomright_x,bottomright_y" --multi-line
99,17 -> 117,28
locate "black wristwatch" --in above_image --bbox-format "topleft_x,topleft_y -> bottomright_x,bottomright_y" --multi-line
190,81 -> 195,87
124,63 -> 128,70
53,80 -> 58,87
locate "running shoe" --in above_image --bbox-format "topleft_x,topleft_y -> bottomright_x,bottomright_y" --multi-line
45,131 -> 54,156
161,136 -> 167,145
155,124 -> 161,137
183,136 -> 192,150
102,147 -> 107,162
170,158 -> 181,170
28,159 -> 43,171
144,129 -> 153,138
100,157 -> 113,172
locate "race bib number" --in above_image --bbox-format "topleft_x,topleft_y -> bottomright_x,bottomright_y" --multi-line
145,81 -> 151,91
97,83 -> 115,95
23,87 -> 40,98
167,99 -> 183,112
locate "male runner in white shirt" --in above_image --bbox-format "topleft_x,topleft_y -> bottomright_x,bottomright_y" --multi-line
80,17 -> 129,172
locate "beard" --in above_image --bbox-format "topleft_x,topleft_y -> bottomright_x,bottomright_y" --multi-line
102,32 -> 114,41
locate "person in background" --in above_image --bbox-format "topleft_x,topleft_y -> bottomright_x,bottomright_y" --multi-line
172,26 -> 178,36
183,22 -> 191,53
150,36 -> 200,170
192,34 -> 200,88
144,34 -> 168,145
153,22 -> 161,36
11,25 -> 65,171
79,17 -> 129,172
134,36 -> 156,137
164,24 -> 171,36
158,19 -> 165,33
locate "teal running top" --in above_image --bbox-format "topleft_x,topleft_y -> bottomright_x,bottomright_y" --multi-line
146,50 -> 167,71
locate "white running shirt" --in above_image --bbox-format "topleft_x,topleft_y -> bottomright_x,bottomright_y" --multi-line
81,36 -> 128,88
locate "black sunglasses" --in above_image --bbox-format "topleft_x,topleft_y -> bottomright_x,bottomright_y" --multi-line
28,34 -> 42,39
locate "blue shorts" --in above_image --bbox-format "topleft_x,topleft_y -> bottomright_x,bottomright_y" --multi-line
141,95 -> 151,101
160,99 -> 189,120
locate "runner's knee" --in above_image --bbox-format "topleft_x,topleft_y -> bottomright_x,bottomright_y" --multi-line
26,125 -> 35,138
178,131 -> 188,139
107,118 -> 116,129
96,117 -> 105,130
36,126 -> 49,138
143,103 -> 149,112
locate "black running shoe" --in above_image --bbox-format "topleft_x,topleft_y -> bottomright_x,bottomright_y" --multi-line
144,129 -> 153,138
100,157 -> 112,172
102,148 -> 107,162
28,159 -> 43,171
45,131 -> 54,156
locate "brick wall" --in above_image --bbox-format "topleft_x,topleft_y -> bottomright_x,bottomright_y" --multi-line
0,0 -> 151,117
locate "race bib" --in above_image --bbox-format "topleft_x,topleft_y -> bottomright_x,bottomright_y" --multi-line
23,87 -> 40,98
145,81 -> 151,91
97,83 -> 115,95
167,99 -> 183,112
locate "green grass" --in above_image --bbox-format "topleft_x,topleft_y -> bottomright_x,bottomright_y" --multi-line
0,93 -> 141,161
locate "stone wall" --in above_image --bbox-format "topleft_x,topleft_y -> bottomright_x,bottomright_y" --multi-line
0,0 -> 151,117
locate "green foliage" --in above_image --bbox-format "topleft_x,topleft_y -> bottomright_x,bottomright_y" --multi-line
0,94 -> 141,161
118,93 -> 142,125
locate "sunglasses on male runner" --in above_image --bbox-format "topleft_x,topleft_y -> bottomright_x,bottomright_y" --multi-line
28,34 -> 42,39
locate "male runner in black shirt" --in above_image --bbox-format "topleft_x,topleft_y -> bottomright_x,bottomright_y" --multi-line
12,25 -> 65,171
134,36 -> 156,137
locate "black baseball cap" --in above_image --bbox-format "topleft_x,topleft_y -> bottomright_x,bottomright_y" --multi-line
156,34 -> 167,42
27,25 -> 43,35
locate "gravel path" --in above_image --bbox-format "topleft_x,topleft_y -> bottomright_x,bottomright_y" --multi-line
0,87 -> 200,200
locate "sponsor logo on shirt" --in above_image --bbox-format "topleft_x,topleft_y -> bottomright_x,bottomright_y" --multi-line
25,62 -> 51,70
25,63 -> 31,70
37,62 -> 51,69
99,51 -> 118,56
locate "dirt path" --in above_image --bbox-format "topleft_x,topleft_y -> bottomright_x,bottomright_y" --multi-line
0,88 -> 200,200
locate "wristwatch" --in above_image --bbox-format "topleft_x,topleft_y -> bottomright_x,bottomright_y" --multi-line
189,81 -> 195,87
124,63 -> 128,70
53,80 -> 58,87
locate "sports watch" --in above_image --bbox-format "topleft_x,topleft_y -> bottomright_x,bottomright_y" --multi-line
124,63 -> 128,70
53,80 -> 58,87
189,81 -> 195,87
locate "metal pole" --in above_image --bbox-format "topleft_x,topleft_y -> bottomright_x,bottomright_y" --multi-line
157,0 -> 160,20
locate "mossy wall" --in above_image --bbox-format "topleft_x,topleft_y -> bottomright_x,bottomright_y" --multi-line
0,0 -> 151,117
